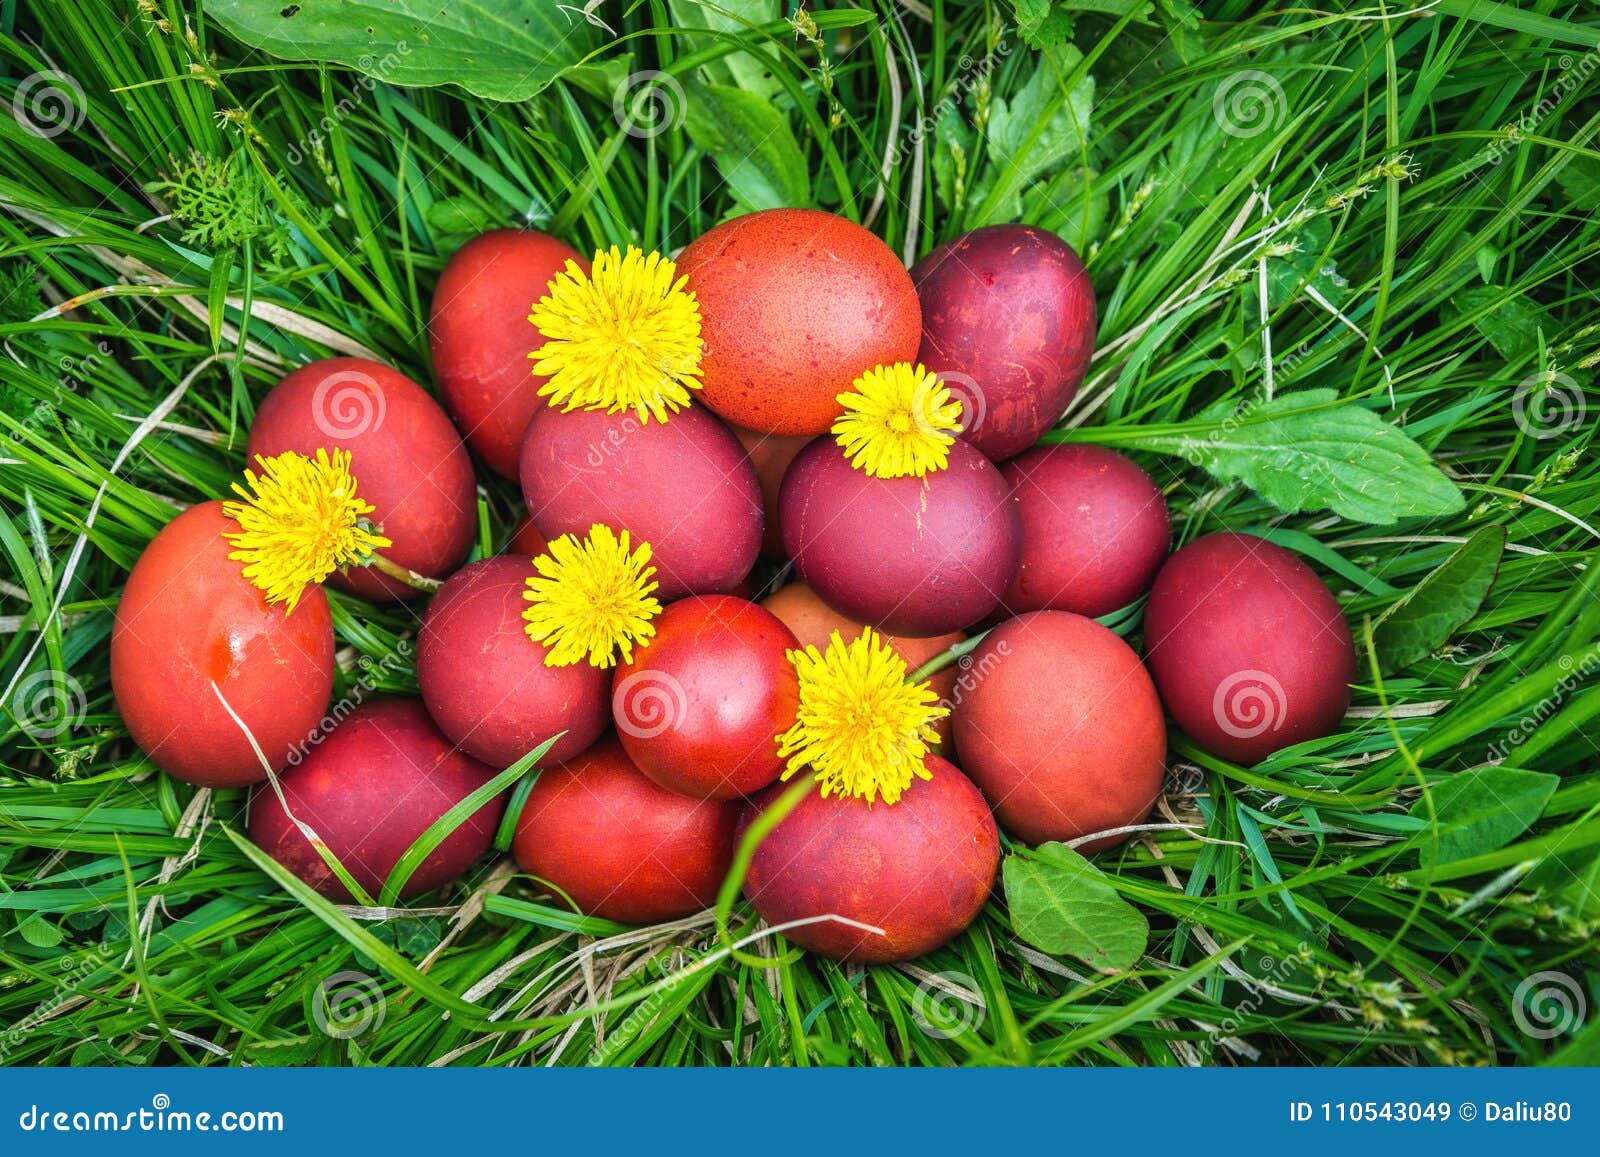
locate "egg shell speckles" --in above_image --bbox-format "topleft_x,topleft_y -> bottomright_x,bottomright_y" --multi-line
1143,532 -> 1356,765
417,556 -> 611,769
246,357 -> 476,602
676,208 -> 922,436
518,403 -> 761,600
247,698 -> 504,901
779,437 -> 1021,637
912,225 -> 1096,461
741,757 -> 999,963
111,501 -> 335,788
430,229 -> 586,478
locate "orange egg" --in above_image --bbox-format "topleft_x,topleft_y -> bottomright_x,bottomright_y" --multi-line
731,425 -> 813,557
676,209 -> 920,436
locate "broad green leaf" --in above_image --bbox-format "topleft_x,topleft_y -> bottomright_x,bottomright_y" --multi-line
973,44 -> 1094,225
1002,843 -> 1148,972
1094,389 -> 1465,524
1449,286 -> 1546,362
667,0 -> 783,100
1009,0 -> 1153,48
682,81 -> 808,210
207,1 -> 593,102
1414,766 -> 1558,868
1375,526 -> 1505,669
15,913 -> 63,948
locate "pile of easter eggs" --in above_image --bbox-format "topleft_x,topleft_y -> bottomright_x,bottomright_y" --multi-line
109,208 -> 1357,964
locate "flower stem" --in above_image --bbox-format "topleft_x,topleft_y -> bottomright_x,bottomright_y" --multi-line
366,553 -> 443,594
906,630 -> 990,685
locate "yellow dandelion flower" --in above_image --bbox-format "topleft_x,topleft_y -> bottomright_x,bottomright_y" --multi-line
522,523 -> 663,668
530,245 -> 703,424
221,448 -> 391,613
832,362 -> 964,479
775,627 -> 949,805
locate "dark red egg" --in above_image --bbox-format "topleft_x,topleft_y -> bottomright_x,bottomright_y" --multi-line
1144,532 -> 1355,765
912,225 -> 1096,461
732,425 -> 813,557
430,228 -> 586,478
952,611 -> 1166,851
779,437 -> 1020,636
519,403 -> 761,600
111,501 -> 334,788
512,737 -> 739,923
742,758 -> 999,963
760,580 -> 962,748
676,208 -> 921,435
246,357 -> 476,602
1001,444 -> 1171,618
612,595 -> 798,799
505,515 -> 547,557
247,698 -> 504,901
417,557 -> 610,768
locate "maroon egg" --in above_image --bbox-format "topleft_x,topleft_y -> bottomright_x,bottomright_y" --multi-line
742,758 -> 999,963
430,228 -> 586,478
952,611 -> 1166,851
779,437 -> 1020,636
612,595 -> 798,799
247,698 -> 504,901
912,225 -> 1096,461
1144,532 -> 1355,765
519,403 -> 761,600
246,357 -> 476,602
1001,444 -> 1171,618
512,737 -> 739,923
111,501 -> 335,788
417,557 -> 610,768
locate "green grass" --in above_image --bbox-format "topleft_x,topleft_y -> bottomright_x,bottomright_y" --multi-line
2,0 -> 1598,1066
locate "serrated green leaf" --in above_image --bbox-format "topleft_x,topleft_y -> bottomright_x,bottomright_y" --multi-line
973,44 -> 1094,225
682,81 -> 808,211
207,0 -> 592,102
1375,526 -> 1505,669
1002,843 -> 1148,972
1414,766 -> 1558,868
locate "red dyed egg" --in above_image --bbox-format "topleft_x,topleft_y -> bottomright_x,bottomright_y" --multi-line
430,229 -> 586,478
1001,444 -> 1171,618
742,758 -> 999,963
1144,532 -> 1355,765
417,557 -> 609,768
519,403 -> 761,600
111,501 -> 334,788
779,437 -> 1020,636
612,595 -> 798,799
732,425 -> 813,557
512,737 -> 739,923
952,611 -> 1166,851
760,580 -> 962,748
912,225 -> 1096,461
247,357 -> 476,602
505,515 -> 547,557
247,698 -> 504,900
676,209 -> 921,435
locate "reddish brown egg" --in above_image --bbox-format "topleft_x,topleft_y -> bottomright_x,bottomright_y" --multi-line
519,403 -> 761,600
1144,532 -> 1355,765
512,737 -> 739,923
760,580 -> 962,748
417,557 -> 609,768
1001,444 -> 1171,618
676,209 -> 921,435
246,357 -> 476,602
779,437 -> 1020,636
111,501 -> 334,789
952,611 -> 1165,851
612,595 -> 798,799
732,425 -> 813,557
247,698 -> 504,900
430,228 -> 585,478
912,225 -> 1096,461
742,758 -> 999,963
